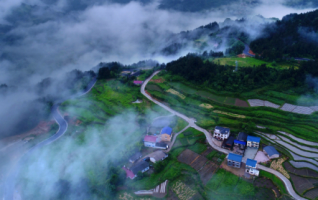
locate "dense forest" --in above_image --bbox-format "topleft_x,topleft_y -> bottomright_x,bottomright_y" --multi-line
250,9 -> 318,61
166,54 -> 318,93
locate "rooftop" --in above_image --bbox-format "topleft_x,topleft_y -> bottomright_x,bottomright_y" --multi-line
237,132 -> 247,141
246,158 -> 257,168
227,153 -> 243,162
263,146 -> 279,157
215,126 -> 230,134
161,126 -> 172,135
144,135 -> 158,143
122,167 -> 135,179
147,151 -> 168,161
234,140 -> 246,145
225,136 -> 235,146
129,152 -> 142,161
130,160 -> 150,175
247,136 -> 261,143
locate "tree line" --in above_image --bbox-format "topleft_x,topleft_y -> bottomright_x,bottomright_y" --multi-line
166,54 -> 318,93
250,9 -> 318,61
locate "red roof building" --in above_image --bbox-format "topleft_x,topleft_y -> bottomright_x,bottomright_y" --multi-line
122,166 -> 136,179
144,135 -> 157,143
133,80 -> 143,85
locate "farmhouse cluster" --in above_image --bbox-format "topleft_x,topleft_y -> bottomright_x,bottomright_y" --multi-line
122,126 -> 172,179
213,126 -> 280,177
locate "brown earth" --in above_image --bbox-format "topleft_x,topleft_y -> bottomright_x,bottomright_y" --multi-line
0,121 -> 55,144
235,98 -> 249,107
178,149 -> 219,185
237,54 -> 247,58
304,188 -> 318,200
150,78 -> 165,83
284,161 -> 318,178
254,178 -> 281,198
289,173 -> 318,194
249,49 -> 255,56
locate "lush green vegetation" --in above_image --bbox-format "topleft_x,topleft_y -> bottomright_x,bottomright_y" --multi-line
146,71 -> 318,142
251,10 -> 318,61
259,171 -> 288,195
212,57 -> 297,69
205,169 -> 275,200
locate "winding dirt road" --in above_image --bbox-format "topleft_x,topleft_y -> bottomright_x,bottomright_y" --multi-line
141,71 -> 305,200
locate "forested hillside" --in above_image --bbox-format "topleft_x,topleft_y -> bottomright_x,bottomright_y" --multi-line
166,54 -> 318,93
250,10 -> 318,61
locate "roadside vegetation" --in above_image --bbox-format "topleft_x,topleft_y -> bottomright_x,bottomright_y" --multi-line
146,70 -> 318,142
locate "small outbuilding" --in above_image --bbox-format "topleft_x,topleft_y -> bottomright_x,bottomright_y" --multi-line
160,126 -> 173,142
213,126 -> 230,141
155,142 -> 169,150
130,160 -> 150,178
247,136 -> 261,148
148,151 -> 169,163
222,136 -> 235,150
263,146 -> 280,159
227,153 -> 243,168
129,152 -> 142,163
245,158 -> 259,176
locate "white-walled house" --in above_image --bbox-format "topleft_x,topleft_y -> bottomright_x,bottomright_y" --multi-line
213,126 -> 230,141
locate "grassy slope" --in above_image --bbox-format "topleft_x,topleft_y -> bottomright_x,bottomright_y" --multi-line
212,57 -> 298,69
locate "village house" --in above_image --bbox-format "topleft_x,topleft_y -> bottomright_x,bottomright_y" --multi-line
247,136 -> 261,148
227,153 -> 243,168
263,146 -> 280,159
123,160 -> 150,179
155,142 -> 169,150
222,136 -> 235,150
129,152 -> 142,163
144,135 -> 169,149
159,126 -> 172,142
245,158 -> 259,176
144,135 -> 158,148
147,151 -> 169,163
213,126 -> 230,141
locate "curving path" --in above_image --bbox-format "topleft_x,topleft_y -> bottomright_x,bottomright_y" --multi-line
3,77 -> 97,200
141,71 -> 304,200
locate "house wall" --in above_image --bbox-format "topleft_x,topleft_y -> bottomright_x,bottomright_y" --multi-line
142,167 -> 150,173
269,154 -> 280,159
213,131 -> 230,140
227,160 -> 241,168
247,141 -> 259,148
144,141 -> 156,147
160,134 -> 171,142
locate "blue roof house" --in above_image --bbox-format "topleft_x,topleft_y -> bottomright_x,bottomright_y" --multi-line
263,146 -> 280,159
245,159 -> 259,176
227,153 -> 243,168
160,126 -> 173,142
247,136 -> 261,148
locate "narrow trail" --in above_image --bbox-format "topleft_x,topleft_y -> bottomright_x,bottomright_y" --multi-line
141,71 -> 305,200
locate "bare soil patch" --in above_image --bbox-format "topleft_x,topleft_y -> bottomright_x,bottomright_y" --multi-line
150,78 -> 165,83
199,103 -> 213,109
254,177 -> 281,198
199,161 -> 219,185
304,187 -> 318,199
289,173 -> 318,194
235,98 -> 249,107
178,149 -> 219,184
201,147 -> 213,157
284,161 -> 318,178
